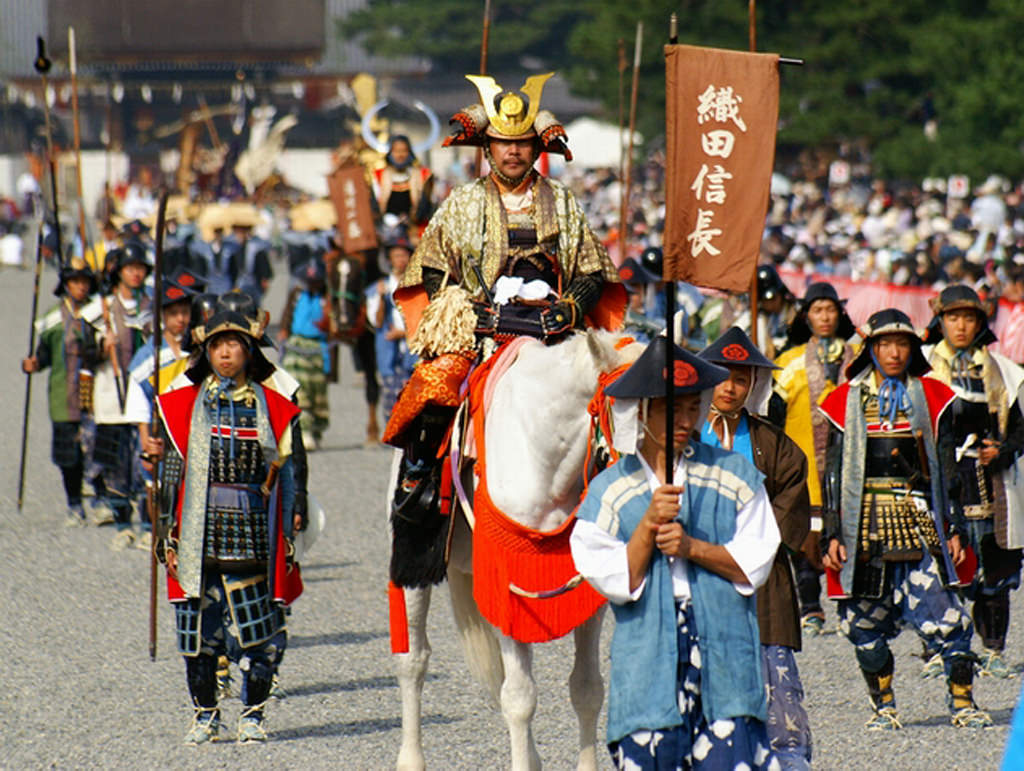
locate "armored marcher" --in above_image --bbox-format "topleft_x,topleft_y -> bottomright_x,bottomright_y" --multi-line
769,281 -> 857,636
146,301 -> 303,744
699,327 -> 812,770
385,72 -> 625,532
21,257 -> 101,525
279,258 -> 332,447
91,242 -> 154,544
923,285 -> 1024,678
819,309 -> 992,729
570,337 -> 781,770
372,134 -> 435,231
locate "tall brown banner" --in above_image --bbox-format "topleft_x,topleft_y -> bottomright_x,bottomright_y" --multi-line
663,44 -> 779,291
327,163 -> 378,253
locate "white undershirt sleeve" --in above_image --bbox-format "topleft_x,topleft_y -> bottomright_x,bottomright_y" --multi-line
723,484 -> 781,595
570,519 -> 645,604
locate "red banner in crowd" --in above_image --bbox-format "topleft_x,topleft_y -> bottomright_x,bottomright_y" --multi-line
327,163 -> 378,254
663,44 -> 780,292
778,269 -> 1024,363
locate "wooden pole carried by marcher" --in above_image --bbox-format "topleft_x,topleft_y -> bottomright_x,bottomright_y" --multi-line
147,190 -> 170,661
34,37 -> 65,268
68,27 -> 92,264
664,14 -> 678,469
473,0 -> 492,178
16,228 -> 46,511
620,22 -> 643,265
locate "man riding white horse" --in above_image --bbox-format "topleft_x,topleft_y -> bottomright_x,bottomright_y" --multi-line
382,72 -> 626,587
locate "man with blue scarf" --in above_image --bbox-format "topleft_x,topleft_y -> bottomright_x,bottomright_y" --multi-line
570,336 -> 781,770
819,308 -> 992,730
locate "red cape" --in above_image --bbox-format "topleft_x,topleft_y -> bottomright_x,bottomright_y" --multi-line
158,382 -> 303,605
818,376 -> 955,435
819,375 -> 964,597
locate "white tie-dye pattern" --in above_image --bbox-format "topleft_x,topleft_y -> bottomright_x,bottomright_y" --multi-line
711,718 -> 736,739
692,733 -> 713,761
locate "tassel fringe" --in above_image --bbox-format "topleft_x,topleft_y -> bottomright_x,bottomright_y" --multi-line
410,285 -> 477,357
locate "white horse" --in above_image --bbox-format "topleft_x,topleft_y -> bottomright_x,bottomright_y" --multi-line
390,329 -> 641,771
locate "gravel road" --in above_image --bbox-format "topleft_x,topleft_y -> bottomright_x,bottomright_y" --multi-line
1,263 -> 1020,769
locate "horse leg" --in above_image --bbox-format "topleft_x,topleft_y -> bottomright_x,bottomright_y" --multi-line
394,585 -> 432,771
569,610 -> 605,771
497,635 -> 542,771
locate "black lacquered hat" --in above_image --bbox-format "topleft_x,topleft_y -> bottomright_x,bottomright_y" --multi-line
923,284 -> 996,346
847,308 -> 930,378
698,326 -> 778,371
786,281 -> 856,345
605,335 -> 729,399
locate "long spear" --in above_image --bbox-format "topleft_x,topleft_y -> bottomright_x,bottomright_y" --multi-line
68,27 -> 92,264
664,14 -> 677,469
147,189 -> 170,661
620,22 -> 642,262
747,0 -> 759,347
473,0 -> 492,178
16,228 -> 46,511
34,37 -> 64,267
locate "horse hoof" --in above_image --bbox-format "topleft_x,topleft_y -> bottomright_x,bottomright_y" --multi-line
396,748 -> 426,771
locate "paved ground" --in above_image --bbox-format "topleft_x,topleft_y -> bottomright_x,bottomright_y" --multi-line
1,261 -> 1021,769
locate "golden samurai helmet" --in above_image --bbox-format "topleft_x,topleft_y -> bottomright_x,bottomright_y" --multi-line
443,72 -> 572,159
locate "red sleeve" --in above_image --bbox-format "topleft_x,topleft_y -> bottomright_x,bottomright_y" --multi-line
818,382 -> 850,431
920,376 -> 956,434
264,385 -> 302,442
158,385 -> 200,457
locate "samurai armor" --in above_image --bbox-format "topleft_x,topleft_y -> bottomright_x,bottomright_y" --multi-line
92,423 -> 132,471
204,484 -> 270,565
175,599 -> 202,656
223,574 -> 285,648
51,421 -> 83,468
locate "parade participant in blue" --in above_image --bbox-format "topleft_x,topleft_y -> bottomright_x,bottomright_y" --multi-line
699,327 -> 813,771
570,336 -> 781,771
819,308 -> 993,729
21,257 -> 102,525
922,285 -> 1024,679
144,300 -> 303,744
227,205 -> 273,305
769,281 -> 857,636
367,224 -> 418,421
279,257 -> 332,448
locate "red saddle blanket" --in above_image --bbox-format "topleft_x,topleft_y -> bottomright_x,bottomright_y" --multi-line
467,345 -> 605,644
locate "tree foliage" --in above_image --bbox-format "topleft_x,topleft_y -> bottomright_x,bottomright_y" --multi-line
343,0 -> 1024,180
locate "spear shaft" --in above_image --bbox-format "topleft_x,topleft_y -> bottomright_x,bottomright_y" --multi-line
35,37 -> 64,267
16,228 -> 46,510
148,190 -> 170,661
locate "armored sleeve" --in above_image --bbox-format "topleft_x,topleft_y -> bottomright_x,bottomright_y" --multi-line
937,409 -> 967,535
991,396 -> 1024,472
564,272 -> 604,322
820,427 -> 844,551
290,414 -> 309,532
422,267 -> 445,299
